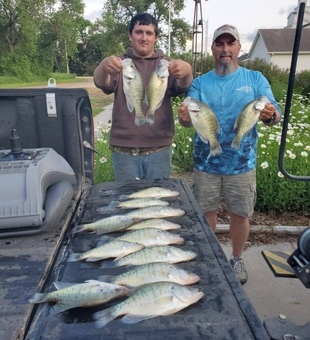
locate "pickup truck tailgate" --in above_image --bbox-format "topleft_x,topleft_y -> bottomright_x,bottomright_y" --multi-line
24,178 -> 269,340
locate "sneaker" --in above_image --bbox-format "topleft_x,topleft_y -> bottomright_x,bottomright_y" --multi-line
230,256 -> 248,285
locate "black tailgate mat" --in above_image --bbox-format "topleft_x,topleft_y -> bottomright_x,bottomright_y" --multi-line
25,178 -> 269,340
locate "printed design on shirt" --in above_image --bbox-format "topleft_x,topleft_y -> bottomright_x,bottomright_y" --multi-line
235,86 -> 252,93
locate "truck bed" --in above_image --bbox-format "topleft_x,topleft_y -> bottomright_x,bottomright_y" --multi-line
2,178 -> 269,340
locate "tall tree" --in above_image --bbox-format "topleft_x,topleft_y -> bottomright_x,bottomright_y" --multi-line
98,0 -> 191,56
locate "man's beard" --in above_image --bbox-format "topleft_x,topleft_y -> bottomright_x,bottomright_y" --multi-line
217,59 -> 235,75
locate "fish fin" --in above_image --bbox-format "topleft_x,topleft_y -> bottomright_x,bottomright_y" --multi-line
94,306 -> 117,328
96,201 -> 119,213
50,302 -> 72,314
121,314 -> 158,324
100,260 -> 119,268
86,257 -> 102,262
198,134 -> 209,145
231,137 -> 241,150
28,292 -> 48,304
118,194 -> 129,201
71,225 -> 85,234
67,252 -> 82,262
135,115 -> 146,127
145,111 -> 155,125
97,275 -> 113,283
210,143 -> 223,157
144,93 -> 148,106
96,235 -> 114,246
53,282 -> 75,290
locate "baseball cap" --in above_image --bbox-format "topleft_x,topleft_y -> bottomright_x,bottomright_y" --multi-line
212,24 -> 240,44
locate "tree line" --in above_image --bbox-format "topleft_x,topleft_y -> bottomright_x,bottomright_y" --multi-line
0,0 -> 191,79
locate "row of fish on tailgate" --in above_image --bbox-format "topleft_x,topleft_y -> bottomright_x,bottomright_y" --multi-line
29,186 -> 204,327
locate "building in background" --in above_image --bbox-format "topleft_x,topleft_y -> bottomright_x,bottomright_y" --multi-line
243,0 -> 310,71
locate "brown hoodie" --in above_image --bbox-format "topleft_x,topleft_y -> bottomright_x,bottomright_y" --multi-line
100,48 -> 190,148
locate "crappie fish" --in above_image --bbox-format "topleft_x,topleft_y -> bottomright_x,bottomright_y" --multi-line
94,282 -> 204,327
126,206 -> 185,219
231,96 -> 269,150
126,218 -> 181,231
29,280 -> 129,314
98,262 -> 200,287
71,215 -> 138,234
67,240 -> 144,262
101,245 -> 197,268
101,228 -> 184,247
145,59 -> 170,124
184,96 -> 222,157
117,198 -> 169,209
126,187 -> 180,199
121,58 -> 145,126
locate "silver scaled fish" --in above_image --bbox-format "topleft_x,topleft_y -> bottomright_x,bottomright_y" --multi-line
67,240 -> 144,262
126,206 -> 185,219
94,282 -> 204,327
100,228 -> 184,247
121,58 -> 145,126
126,218 -> 181,231
71,215 -> 138,234
117,198 -> 169,209
145,59 -> 170,124
231,96 -> 269,150
126,187 -> 180,199
100,245 -> 197,268
28,280 -> 129,314
184,96 -> 222,157
98,262 -> 200,287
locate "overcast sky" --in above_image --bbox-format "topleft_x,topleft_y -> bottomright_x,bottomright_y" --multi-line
82,0 -> 303,53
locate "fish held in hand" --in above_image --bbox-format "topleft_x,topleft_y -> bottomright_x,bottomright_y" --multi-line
100,245 -> 197,268
71,215 -> 138,234
67,240 -> 144,262
98,262 -> 200,287
184,96 -> 222,157
145,59 -> 170,124
126,206 -> 185,220
94,282 -> 204,327
126,218 -> 181,231
121,58 -> 145,126
28,280 -> 129,314
231,96 -> 269,150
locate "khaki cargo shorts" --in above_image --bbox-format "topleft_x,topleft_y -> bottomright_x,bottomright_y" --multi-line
193,168 -> 257,217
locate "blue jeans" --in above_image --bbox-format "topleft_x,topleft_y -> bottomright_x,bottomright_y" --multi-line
112,146 -> 172,181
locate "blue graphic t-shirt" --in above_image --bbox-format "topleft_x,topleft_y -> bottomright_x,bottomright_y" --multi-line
187,67 -> 281,175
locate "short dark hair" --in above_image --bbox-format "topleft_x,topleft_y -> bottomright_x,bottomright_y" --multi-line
129,13 -> 159,36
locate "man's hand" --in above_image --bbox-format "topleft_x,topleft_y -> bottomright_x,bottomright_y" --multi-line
178,102 -> 192,126
100,56 -> 123,76
260,102 -> 280,124
168,59 -> 192,79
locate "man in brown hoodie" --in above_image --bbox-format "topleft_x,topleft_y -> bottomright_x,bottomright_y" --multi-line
94,13 -> 193,181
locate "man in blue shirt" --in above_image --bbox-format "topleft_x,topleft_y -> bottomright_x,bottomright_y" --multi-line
178,24 -> 281,284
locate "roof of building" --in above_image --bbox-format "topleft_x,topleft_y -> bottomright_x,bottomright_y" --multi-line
250,28 -> 310,55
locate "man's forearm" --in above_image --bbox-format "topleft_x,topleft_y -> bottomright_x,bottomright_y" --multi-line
93,62 -> 111,88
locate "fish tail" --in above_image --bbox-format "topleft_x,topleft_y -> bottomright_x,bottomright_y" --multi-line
231,137 -> 241,150
210,143 -> 223,157
28,292 -> 48,304
145,110 -> 155,125
135,115 -> 146,127
71,224 -> 85,234
118,194 -> 129,201
100,260 -> 119,269
97,275 -> 113,283
94,306 -> 117,328
67,252 -> 82,262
